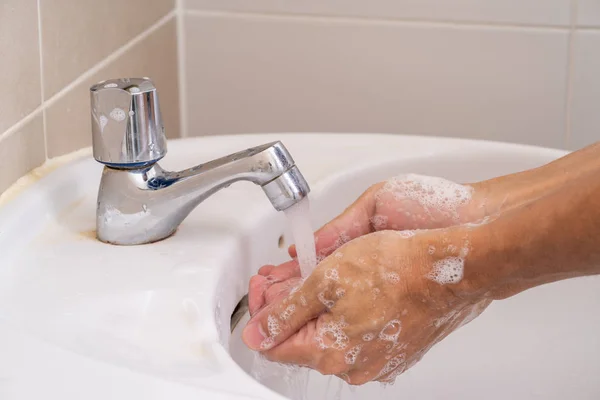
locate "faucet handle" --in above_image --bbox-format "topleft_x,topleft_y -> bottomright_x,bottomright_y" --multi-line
90,77 -> 167,167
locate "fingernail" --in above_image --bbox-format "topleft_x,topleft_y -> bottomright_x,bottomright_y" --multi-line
242,321 -> 267,350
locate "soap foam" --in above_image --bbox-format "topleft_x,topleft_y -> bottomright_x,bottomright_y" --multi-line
370,214 -> 389,230
378,174 -> 473,223
395,230 -> 416,239
280,304 -> 296,321
428,257 -> 464,285
381,271 -> 400,285
299,295 -> 307,307
260,336 -> 275,350
324,268 -> 340,282
379,319 -> 402,344
259,314 -> 285,350
317,232 -> 351,263
460,243 -> 470,258
374,353 -> 406,382
362,333 -> 375,342
433,310 -> 458,328
318,291 -> 335,308
315,318 -> 349,350
268,314 -> 281,337
344,344 -> 363,365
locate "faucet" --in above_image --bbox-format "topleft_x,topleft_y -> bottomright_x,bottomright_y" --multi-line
89,77 -> 310,245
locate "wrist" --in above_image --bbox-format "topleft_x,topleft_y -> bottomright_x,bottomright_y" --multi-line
419,222 -> 523,302
417,224 -> 495,302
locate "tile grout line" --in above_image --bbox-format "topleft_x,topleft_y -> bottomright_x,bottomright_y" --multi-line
564,0 -> 578,149
185,8 -> 572,32
36,0 -> 48,160
575,25 -> 600,31
0,107 -> 45,144
176,0 -> 189,138
0,10 -> 176,144
42,10 -> 176,110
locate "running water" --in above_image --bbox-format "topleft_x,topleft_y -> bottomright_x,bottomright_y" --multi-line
252,197 -> 360,400
284,197 -> 318,278
250,197 -> 318,400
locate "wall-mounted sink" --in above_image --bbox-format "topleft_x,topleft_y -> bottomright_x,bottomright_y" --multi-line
0,133 -> 598,399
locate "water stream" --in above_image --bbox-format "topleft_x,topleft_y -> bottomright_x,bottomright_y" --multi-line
249,197 -> 317,400
283,197 -> 318,278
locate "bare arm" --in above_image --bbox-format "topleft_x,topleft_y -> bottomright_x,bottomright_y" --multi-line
464,168 -> 600,300
474,142 -> 600,216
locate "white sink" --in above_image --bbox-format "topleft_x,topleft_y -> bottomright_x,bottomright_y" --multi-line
0,133 -> 598,400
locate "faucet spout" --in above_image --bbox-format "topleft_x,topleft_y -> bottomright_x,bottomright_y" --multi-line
96,141 -> 310,245
89,77 -> 309,245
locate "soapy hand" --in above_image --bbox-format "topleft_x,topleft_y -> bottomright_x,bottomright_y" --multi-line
248,174 -> 491,317
243,174 -> 496,383
242,228 -> 491,384
242,142 -> 600,385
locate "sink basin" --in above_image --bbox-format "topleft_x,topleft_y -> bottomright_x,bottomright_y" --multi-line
0,133 -> 598,400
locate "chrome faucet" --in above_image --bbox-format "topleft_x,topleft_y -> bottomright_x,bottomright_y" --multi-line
89,77 -> 310,245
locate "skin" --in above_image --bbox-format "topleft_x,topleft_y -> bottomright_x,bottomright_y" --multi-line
242,141 -> 600,385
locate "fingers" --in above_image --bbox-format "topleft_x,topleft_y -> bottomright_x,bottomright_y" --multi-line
261,316 -> 347,376
264,277 -> 303,304
261,319 -> 319,367
263,259 -> 300,282
248,275 -> 269,316
288,183 -> 382,259
242,275 -> 327,351
258,265 -> 275,276
249,261 -> 300,316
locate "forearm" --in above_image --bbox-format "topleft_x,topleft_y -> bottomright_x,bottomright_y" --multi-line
468,169 -> 600,300
474,141 -> 600,216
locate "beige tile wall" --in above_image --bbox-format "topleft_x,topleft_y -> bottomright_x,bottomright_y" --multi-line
3,1 -> 599,197
0,0 -> 179,195
181,1 -> 599,150
570,31 -> 600,149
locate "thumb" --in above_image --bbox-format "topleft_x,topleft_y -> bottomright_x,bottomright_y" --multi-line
242,275 -> 326,351
288,183 -> 382,259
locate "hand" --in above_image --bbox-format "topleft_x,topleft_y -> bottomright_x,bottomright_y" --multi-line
242,227 -> 491,385
248,174 -> 493,316
243,143 -> 600,385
